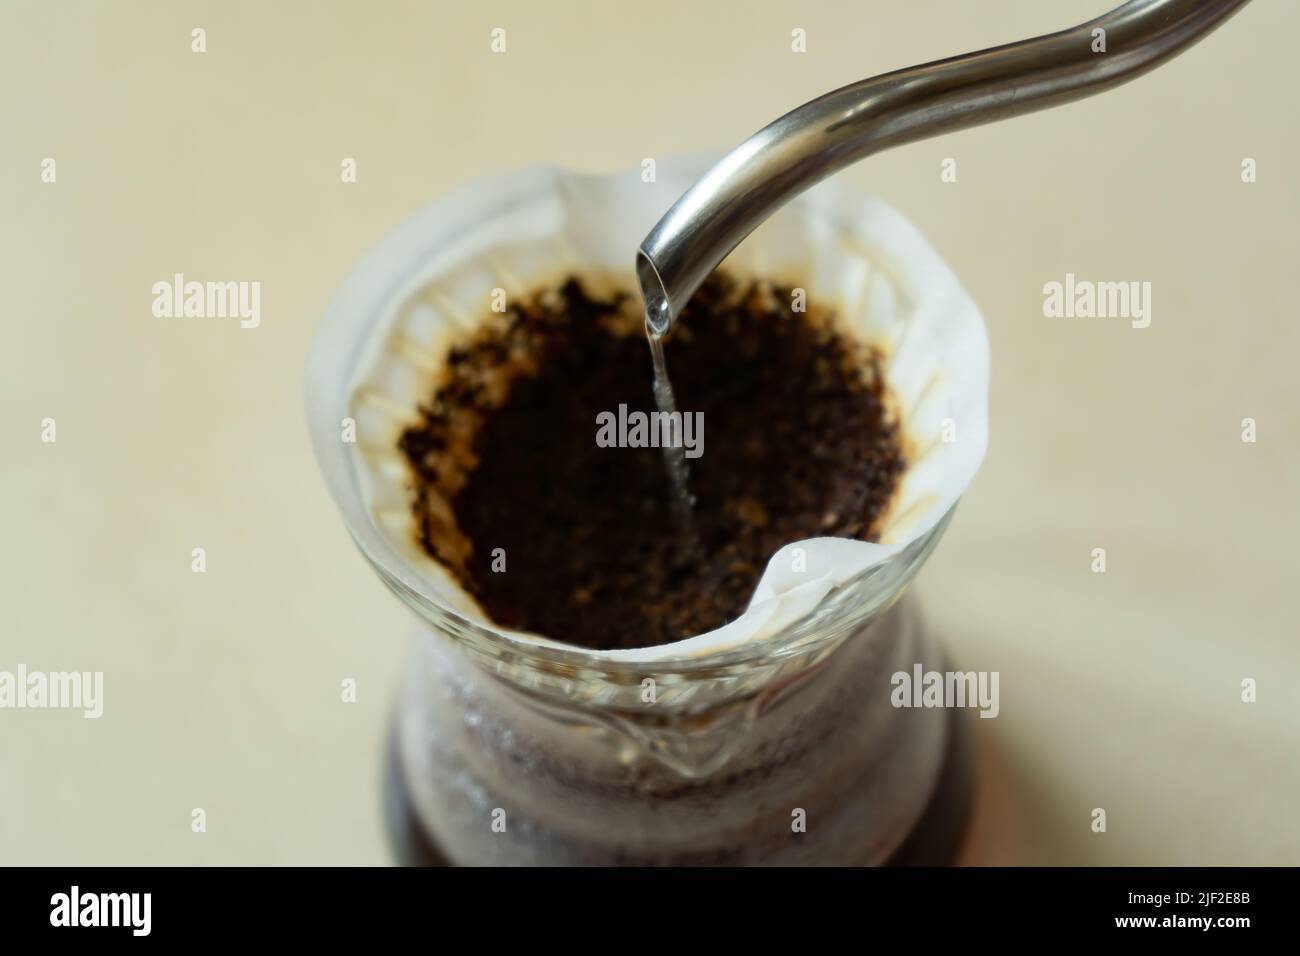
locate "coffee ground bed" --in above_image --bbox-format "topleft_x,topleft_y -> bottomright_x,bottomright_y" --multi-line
397,272 -> 905,651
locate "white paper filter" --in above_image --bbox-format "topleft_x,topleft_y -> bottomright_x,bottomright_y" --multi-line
340,154 -> 989,662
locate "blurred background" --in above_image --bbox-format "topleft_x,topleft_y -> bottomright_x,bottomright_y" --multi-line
1,0 -> 1296,864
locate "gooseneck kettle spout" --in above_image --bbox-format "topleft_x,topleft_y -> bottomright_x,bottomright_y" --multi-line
636,0 -> 1251,333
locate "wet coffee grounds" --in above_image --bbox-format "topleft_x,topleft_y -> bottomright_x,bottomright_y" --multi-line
397,272 -> 905,651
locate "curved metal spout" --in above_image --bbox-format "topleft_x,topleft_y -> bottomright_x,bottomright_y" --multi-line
637,0 -> 1251,333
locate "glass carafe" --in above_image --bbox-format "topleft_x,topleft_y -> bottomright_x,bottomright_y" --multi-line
306,157 -> 986,865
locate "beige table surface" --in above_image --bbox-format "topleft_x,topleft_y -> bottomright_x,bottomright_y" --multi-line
2,0 -> 1296,865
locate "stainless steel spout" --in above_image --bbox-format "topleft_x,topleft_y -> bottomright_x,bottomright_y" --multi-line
636,0 -> 1251,333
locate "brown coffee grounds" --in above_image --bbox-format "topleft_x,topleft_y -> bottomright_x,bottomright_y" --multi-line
397,272 -> 905,651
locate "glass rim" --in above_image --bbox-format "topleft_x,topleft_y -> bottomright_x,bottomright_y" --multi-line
360,506 -> 953,678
